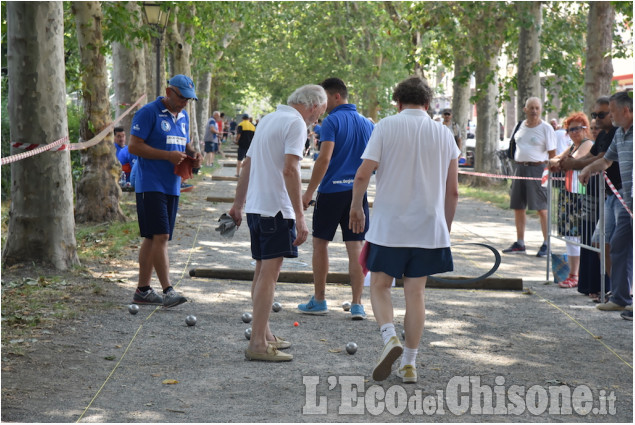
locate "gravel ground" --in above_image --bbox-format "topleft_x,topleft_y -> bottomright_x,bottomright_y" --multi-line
1,151 -> 632,423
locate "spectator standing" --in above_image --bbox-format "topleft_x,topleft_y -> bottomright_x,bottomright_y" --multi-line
203,111 -> 221,166
235,114 -> 255,177
349,76 -> 459,383
503,97 -> 556,257
128,74 -> 203,307
559,97 -> 618,300
442,108 -> 462,152
548,113 -> 593,288
298,78 -> 375,320
580,91 -> 632,316
229,84 -> 327,361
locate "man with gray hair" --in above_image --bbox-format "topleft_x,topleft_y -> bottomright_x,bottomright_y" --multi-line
229,84 -> 327,361
503,97 -> 556,257
580,90 -> 633,316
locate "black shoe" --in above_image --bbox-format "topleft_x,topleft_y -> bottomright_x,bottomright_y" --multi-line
536,243 -> 548,258
621,310 -> 633,321
502,242 -> 526,254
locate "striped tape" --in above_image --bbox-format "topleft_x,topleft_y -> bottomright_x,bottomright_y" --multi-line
1,94 -> 146,165
604,172 -> 633,218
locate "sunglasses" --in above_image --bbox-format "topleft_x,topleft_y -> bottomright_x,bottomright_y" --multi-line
566,126 -> 586,133
443,112 -> 451,116
169,87 -> 191,102
591,111 -> 609,119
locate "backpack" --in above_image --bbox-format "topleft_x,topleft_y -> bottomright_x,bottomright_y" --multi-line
507,120 -> 523,160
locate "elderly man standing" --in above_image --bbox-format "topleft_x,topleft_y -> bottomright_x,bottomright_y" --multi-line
350,76 -> 459,383
230,85 -> 327,361
580,91 -> 633,316
128,74 -> 203,308
503,97 -> 556,257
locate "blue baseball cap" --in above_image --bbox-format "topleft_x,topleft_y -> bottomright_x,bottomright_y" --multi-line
168,74 -> 197,100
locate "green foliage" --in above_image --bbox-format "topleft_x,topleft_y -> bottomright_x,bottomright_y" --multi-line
540,2 -> 589,116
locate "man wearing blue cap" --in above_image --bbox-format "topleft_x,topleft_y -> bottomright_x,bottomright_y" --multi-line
128,74 -> 203,308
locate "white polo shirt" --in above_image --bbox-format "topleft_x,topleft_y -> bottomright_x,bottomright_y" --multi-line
514,120 -> 557,162
361,109 -> 460,248
245,105 -> 306,219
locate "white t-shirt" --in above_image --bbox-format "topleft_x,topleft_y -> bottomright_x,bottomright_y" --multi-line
245,105 -> 306,219
361,109 -> 460,248
554,128 -> 571,155
514,120 -> 557,162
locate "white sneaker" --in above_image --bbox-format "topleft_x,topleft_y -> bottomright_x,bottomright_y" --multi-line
372,336 -> 403,381
396,364 -> 417,383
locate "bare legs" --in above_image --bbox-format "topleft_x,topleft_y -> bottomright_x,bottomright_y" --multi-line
137,235 -> 171,290
249,257 -> 283,353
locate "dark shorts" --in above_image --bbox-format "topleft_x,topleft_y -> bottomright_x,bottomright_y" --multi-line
237,147 -> 249,161
367,242 -> 454,279
204,141 -> 219,153
510,164 -> 548,210
312,190 -> 368,241
136,192 -> 179,240
247,212 -> 298,260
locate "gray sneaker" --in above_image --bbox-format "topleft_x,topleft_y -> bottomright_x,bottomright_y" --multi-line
163,288 -> 187,308
132,288 -> 163,305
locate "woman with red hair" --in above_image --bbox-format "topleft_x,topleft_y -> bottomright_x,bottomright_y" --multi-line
549,112 -> 594,288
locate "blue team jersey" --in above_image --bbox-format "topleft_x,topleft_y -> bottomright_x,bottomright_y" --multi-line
319,104 -> 374,193
130,97 -> 189,196
117,145 -> 137,166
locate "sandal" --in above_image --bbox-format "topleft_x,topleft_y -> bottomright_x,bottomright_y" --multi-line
558,274 -> 578,288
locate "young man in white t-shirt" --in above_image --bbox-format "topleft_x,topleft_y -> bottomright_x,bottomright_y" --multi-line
229,85 -> 327,362
349,76 -> 460,383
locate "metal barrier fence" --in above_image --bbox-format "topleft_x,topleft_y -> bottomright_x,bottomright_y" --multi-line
547,170 -> 606,301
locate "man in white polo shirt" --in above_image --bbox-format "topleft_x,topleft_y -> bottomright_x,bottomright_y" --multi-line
349,76 -> 460,384
229,85 -> 327,362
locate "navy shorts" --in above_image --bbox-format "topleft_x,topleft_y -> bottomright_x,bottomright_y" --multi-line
366,242 -> 453,279
204,141 -> 219,153
312,190 -> 368,241
237,147 -> 248,161
136,192 -> 179,240
247,212 -> 298,260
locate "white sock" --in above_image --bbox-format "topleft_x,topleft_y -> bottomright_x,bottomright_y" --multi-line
380,323 -> 396,345
400,347 -> 418,368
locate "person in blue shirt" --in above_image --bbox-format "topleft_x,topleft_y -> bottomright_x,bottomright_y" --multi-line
299,78 -> 375,320
128,74 -> 203,308
114,127 -> 126,157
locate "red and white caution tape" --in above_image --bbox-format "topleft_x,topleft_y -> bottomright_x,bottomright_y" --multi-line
1,94 -> 146,165
458,169 -> 543,181
604,172 -> 633,218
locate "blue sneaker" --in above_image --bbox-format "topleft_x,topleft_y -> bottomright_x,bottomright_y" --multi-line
350,304 -> 366,320
297,296 -> 328,315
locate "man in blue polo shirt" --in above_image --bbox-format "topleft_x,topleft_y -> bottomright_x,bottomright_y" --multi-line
128,74 -> 203,308
299,78 -> 375,320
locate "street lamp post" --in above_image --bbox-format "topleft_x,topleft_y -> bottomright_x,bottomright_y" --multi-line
142,3 -> 170,98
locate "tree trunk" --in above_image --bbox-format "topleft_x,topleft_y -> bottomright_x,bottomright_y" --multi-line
451,51 -> 471,157
197,71 -> 212,143
584,2 -> 614,117
73,1 -> 125,223
474,57 -> 500,179
3,2 -> 80,269
516,1 -> 542,122
112,1 -> 146,135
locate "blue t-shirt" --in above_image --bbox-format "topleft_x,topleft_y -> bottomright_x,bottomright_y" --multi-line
115,143 -> 124,157
203,117 -> 218,142
319,104 -> 374,193
130,97 -> 189,196
313,124 -> 322,139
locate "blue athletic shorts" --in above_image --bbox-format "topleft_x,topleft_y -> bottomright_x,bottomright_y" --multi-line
366,242 -> 453,279
136,192 -> 179,240
312,190 -> 368,241
247,212 -> 298,260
